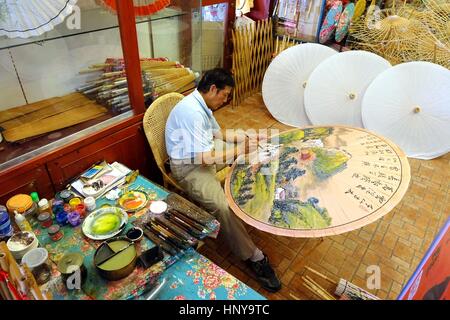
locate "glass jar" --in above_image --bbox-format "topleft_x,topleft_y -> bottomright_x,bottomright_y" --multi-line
21,248 -> 51,285
56,211 -> 68,226
6,194 -> 39,221
38,199 -> 53,217
48,225 -> 64,241
83,197 -> 96,212
37,212 -> 52,229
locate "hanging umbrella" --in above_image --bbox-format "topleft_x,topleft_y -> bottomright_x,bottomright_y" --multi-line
335,3 -> 355,43
304,50 -> 391,127
319,1 -> 343,44
0,0 -> 78,39
362,61 -> 450,160
97,0 -> 170,17
262,43 -> 337,128
225,126 -> 411,238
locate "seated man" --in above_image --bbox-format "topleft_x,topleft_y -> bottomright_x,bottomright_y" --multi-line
165,68 -> 281,292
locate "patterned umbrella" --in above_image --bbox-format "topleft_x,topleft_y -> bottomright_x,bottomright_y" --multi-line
225,126 -> 411,238
97,0 -> 170,17
0,0 -> 78,38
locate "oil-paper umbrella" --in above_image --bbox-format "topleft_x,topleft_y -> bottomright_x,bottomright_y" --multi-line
97,0 -> 170,16
225,126 -> 411,237
362,61 -> 450,160
319,1 -> 343,44
335,2 -> 355,42
0,0 -> 78,38
262,43 -> 337,128
304,50 -> 391,127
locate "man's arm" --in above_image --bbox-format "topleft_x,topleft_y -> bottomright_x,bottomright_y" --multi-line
213,129 -> 247,144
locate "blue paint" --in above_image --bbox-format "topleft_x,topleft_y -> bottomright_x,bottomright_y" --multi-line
0,205 -> 13,238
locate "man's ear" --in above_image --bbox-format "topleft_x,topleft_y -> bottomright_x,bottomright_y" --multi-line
209,84 -> 218,94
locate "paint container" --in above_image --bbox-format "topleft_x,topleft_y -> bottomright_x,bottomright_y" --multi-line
52,200 -> 65,217
21,248 -> 51,285
83,197 -> 96,212
75,204 -> 86,218
56,211 -> 68,226
58,190 -> 74,204
37,212 -> 52,229
69,198 -> 82,210
0,205 -> 13,240
38,199 -> 53,218
57,252 -> 87,289
48,225 -> 64,241
6,194 -> 38,221
126,227 -> 143,242
68,212 -> 81,227
94,237 -> 137,280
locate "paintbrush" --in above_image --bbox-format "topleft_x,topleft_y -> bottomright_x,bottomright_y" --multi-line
164,212 -> 203,238
143,225 -> 178,255
168,209 -> 209,233
147,223 -> 187,251
153,216 -> 197,245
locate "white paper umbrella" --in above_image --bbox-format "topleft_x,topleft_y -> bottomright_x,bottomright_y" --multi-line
262,43 -> 337,128
362,61 -> 450,160
304,50 -> 391,127
0,0 -> 78,39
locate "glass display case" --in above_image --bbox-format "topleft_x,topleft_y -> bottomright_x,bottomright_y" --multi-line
0,0 -> 202,170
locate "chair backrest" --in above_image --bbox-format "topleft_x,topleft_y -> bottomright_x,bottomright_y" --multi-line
143,92 -> 185,174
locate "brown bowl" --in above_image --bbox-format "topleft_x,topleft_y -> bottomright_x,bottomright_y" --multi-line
93,236 -> 137,281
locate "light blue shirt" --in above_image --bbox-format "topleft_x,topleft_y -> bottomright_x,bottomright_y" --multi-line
165,90 -> 221,160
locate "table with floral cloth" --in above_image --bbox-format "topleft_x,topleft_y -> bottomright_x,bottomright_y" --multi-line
33,174 -> 264,300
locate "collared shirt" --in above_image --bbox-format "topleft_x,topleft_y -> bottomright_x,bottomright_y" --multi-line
165,90 -> 221,160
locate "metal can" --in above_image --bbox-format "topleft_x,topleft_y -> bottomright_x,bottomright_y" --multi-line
48,225 -> 64,241
37,212 -> 52,229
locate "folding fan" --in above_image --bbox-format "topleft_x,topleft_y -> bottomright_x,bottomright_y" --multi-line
98,0 -> 170,16
304,50 -> 391,127
351,0 -> 366,22
335,3 -> 355,42
262,43 -> 337,128
0,0 -> 78,39
319,1 -> 343,44
362,61 -> 450,160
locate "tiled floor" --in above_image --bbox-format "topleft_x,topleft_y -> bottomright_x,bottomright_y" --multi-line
196,92 -> 450,300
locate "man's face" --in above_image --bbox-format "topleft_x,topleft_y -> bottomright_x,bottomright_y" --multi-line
205,85 -> 232,110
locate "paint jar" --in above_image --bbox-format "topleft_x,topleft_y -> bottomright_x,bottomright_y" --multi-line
37,212 -> 52,229
56,211 -> 68,226
52,200 -> 65,217
69,198 -> 82,210
0,205 -> 13,240
83,197 -> 96,212
67,212 -> 81,227
75,204 -> 86,218
48,225 -> 64,242
58,190 -> 73,204
57,252 -> 87,289
21,248 -> 51,285
6,194 -> 39,221
38,199 -> 53,218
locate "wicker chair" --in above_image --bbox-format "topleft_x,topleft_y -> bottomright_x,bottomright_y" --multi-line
143,92 -> 230,193
143,92 -> 185,192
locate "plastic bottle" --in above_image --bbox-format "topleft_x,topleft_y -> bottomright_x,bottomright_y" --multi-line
14,211 -> 32,232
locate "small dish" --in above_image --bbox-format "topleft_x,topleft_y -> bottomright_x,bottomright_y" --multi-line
149,201 -> 168,214
126,227 -> 143,242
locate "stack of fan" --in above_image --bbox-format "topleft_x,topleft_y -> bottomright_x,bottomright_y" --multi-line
77,57 -> 199,113
262,43 -> 450,160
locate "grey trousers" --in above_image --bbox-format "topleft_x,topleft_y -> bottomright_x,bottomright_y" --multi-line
170,144 -> 257,261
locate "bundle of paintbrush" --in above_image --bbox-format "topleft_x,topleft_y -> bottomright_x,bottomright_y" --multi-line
77,57 -> 199,112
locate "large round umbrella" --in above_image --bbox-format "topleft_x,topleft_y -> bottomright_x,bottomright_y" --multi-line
362,61 -> 450,160
262,43 -> 337,128
97,0 -> 170,17
225,126 -> 411,237
304,50 -> 391,127
0,0 -> 78,38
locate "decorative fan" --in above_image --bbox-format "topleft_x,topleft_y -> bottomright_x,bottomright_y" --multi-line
0,0 -> 78,39
335,3 -> 355,42
362,61 -> 450,160
319,1 -> 343,44
304,50 -> 391,127
97,0 -> 170,17
262,43 -> 337,128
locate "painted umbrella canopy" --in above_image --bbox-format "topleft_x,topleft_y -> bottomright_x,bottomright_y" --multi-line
225,126 -> 411,238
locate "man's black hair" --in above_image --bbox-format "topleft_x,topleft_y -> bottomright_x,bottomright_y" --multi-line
197,68 -> 235,93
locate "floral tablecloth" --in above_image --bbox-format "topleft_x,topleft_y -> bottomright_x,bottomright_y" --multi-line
34,175 -> 264,300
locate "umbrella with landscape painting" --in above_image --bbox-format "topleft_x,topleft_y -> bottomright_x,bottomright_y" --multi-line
225,126 -> 411,238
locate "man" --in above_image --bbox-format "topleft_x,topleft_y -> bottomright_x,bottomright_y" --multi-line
165,68 -> 281,292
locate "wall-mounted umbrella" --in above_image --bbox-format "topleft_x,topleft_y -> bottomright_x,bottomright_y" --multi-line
225,126 -> 411,238
0,0 -> 78,39
304,50 -> 391,127
97,0 -> 170,17
362,61 -> 450,160
262,43 -> 337,128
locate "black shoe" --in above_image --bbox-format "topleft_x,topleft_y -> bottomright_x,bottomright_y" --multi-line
247,255 -> 282,293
